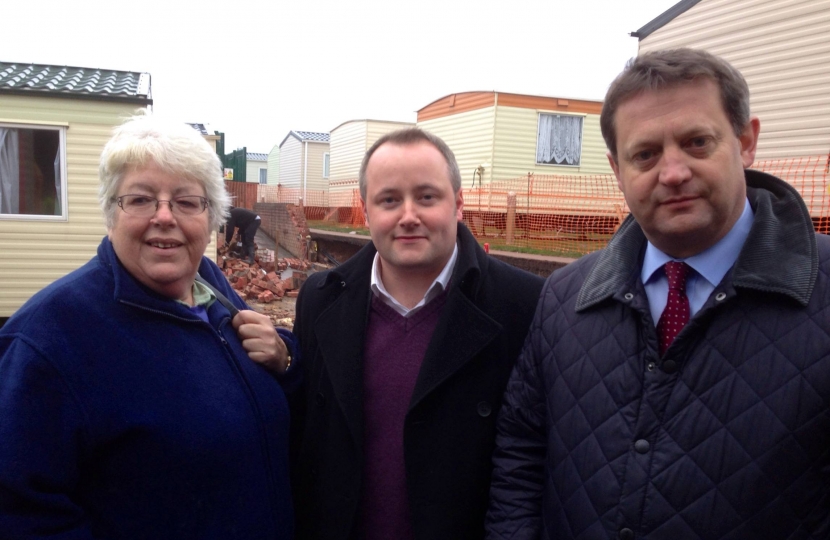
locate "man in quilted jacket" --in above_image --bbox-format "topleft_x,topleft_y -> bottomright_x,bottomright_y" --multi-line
486,48 -> 830,539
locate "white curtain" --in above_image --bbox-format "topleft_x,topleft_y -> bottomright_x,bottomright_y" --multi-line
536,114 -> 582,166
54,147 -> 62,214
0,128 -> 20,214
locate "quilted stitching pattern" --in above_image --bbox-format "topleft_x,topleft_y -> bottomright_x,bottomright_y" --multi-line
487,174 -> 830,540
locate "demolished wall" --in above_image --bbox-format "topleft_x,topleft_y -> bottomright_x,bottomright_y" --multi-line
253,202 -> 311,258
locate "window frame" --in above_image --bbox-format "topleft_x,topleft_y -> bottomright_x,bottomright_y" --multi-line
323,152 -> 330,179
0,121 -> 68,222
259,167 -> 268,185
534,112 -> 586,169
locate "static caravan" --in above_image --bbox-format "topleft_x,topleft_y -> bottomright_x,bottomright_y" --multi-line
246,152 -> 268,184
277,130 -> 329,204
267,145 -> 279,186
186,123 -> 221,153
328,119 -> 414,205
634,0 -> 830,161
416,91 -> 612,188
0,61 -> 152,320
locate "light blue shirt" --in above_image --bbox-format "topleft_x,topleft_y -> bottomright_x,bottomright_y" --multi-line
642,198 -> 754,326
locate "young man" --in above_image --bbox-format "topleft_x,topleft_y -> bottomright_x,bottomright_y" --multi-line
291,128 -> 544,540
486,49 -> 830,539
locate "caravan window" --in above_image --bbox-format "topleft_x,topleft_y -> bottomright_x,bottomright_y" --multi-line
536,113 -> 583,167
0,124 -> 67,219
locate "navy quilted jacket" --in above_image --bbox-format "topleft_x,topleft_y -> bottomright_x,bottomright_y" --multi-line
486,170 -> 830,539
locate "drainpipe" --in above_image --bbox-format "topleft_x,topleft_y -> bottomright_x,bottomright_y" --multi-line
303,140 -> 309,200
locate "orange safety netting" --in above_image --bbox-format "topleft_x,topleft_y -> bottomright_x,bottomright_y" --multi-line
226,154 -> 830,258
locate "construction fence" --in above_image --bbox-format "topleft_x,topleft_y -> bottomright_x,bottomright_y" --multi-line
225,154 -> 830,258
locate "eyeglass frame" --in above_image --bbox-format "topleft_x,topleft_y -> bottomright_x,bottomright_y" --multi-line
115,194 -> 210,217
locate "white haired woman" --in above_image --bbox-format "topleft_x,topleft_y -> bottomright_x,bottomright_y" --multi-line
0,115 -> 297,540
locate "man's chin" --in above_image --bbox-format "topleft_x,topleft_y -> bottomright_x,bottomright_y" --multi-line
383,254 -> 438,272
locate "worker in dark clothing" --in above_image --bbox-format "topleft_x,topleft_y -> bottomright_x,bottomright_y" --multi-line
225,207 -> 261,264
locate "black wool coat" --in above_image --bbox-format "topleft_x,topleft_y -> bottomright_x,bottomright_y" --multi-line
290,223 -> 544,540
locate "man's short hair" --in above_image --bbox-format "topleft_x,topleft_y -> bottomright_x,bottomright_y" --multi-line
358,128 -> 462,200
601,48 -> 751,160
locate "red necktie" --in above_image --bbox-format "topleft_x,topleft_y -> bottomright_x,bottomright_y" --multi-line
656,261 -> 691,356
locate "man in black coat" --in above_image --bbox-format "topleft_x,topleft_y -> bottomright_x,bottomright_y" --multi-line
224,206 -> 260,263
486,49 -> 830,539
291,128 -> 543,540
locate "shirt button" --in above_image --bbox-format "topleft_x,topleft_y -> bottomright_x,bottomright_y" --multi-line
662,359 -> 678,374
620,528 -> 635,540
634,439 -> 650,454
477,401 -> 492,418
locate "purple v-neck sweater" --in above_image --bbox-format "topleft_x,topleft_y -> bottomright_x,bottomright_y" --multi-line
357,291 -> 449,540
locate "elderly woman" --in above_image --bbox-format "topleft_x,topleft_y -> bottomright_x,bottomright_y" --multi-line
0,116 -> 296,539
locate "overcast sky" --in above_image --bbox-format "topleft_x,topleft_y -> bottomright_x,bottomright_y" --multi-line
4,0 -> 679,153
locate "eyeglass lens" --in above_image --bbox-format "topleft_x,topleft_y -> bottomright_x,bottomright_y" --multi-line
118,195 -> 207,216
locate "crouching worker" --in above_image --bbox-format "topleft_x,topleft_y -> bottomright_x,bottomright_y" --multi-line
0,114 -> 299,540
225,206 -> 261,264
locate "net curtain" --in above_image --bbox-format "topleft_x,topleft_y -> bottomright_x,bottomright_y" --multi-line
0,128 -> 63,216
536,114 -> 582,166
0,128 -> 20,214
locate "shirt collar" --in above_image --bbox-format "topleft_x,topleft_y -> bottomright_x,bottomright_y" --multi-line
642,197 -> 755,286
370,243 -> 458,317
175,279 -> 217,308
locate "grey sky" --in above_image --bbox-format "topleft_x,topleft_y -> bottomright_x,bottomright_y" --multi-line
4,0 -> 678,154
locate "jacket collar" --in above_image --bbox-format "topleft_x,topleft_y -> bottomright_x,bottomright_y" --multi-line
311,222 -> 495,452
318,222 -> 484,298
576,169 -> 819,312
97,236 -> 206,319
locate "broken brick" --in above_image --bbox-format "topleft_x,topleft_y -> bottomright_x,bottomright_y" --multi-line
257,290 -> 275,303
233,277 -> 248,290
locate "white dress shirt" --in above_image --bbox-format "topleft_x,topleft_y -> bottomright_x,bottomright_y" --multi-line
370,244 -> 459,318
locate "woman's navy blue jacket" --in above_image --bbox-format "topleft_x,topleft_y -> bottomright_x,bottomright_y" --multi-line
0,237 -> 295,540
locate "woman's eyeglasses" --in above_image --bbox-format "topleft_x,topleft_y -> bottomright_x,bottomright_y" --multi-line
116,194 -> 209,217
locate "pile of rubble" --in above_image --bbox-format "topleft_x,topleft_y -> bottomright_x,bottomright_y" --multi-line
219,250 -> 312,304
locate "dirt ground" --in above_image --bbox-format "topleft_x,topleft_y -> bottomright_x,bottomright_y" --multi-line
246,294 -> 297,331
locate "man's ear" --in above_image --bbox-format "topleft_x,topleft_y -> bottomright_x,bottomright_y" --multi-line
740,117 -> 761,169
455,188 -> 464,222
607,151 -> 623,193
360,198 -> 369,226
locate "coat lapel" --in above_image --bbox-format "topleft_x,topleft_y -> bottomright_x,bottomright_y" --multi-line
313,248 -> 374,454
408,224 -> 502,410
409,288 -> 501,410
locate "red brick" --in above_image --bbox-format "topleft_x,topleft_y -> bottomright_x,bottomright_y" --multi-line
286,290 -> 299,298
233,277 -> 248,290
257,291 -> 275,303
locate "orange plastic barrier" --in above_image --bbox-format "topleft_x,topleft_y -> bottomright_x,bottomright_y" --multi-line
227,155 -> 829,258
